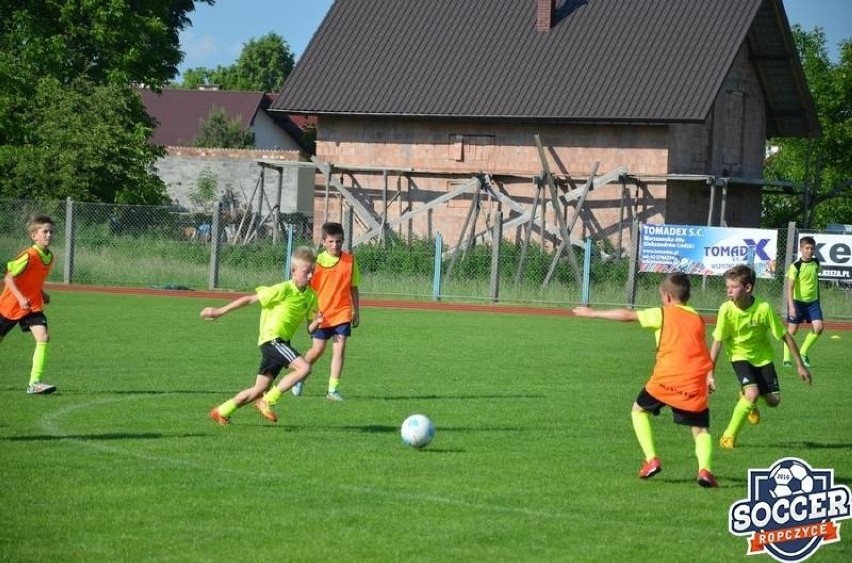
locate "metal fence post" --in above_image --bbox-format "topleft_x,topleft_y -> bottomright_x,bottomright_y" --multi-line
489,212 -> 503,303
208,201 -> 221,289
782,221 -> 797,313
284,224 -> 294,279
63,197 -> 75,284
343,207 -> 354,253
581,238 -> 592,305
432,233 -> 443,301
626,220 -> 640,307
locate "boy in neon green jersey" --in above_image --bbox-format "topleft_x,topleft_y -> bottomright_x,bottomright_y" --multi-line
0,216 -> 57,394
783,236 -> 823,368
202,247 -> 323,425
710,265 -> 811,449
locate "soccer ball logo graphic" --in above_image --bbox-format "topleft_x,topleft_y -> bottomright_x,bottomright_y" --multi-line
400,414 -> 435,448
769,460 -> 815,498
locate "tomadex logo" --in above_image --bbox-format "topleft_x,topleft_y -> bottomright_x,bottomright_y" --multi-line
729,457 -> 852,562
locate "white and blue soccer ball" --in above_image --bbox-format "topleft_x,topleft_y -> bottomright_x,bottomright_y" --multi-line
401,414 -> 435,448
770,460 -> 815,498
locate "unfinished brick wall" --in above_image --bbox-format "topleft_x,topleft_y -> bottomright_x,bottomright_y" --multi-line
314,119 -> 669,247
311,45 -> 770,244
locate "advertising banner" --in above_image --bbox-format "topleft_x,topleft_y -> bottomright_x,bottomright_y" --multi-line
639,224 -> 778,278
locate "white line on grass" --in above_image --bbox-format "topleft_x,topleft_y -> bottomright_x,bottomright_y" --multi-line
38,395 -> 569,520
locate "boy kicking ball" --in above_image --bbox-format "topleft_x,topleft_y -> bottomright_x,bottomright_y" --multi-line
202,247 -> 323,425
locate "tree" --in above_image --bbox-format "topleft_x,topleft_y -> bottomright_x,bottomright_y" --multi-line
0,0 -> 213,203
0,77 -> 166,203
193,106 -> 254,149
231,33 -> 295,92
763,27 -> 852,229
175,32 -> 294,92
180,65 -> 239,90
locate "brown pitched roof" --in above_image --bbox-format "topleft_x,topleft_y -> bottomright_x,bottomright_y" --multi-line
140,89 -> 269,146
272,0 -> 818,137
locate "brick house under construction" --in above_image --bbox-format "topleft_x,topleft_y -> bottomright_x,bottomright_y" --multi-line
272,0 -> 819,252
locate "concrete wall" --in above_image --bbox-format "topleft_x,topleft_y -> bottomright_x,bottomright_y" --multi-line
153,147 -> 313,215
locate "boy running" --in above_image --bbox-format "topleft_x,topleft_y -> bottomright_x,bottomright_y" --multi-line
0,216 -> 57,394
292,222 -> 361,401
711,265 -> 811,449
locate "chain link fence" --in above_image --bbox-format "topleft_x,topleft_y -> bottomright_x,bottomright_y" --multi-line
1,198 -> 849,320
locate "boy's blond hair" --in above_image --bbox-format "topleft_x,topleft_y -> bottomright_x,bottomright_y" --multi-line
28,216 -> 55,234
291,246 -> 317,269
724,264 -> 756,288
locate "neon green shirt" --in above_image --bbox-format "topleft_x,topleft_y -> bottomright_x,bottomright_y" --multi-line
636,304 -> 700,346
316,251 -> 361,287
786,259 -> 820,302
712,296 -> 785,367
5,245 -> 52,275
255,280 -> 318,345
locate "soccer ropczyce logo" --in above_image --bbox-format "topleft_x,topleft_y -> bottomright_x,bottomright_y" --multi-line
729,457 -> 852,562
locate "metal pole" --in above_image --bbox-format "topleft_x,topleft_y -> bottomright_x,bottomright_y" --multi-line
284,224 -> 294,280
343,206 -> 354,253
208,202 -> 221,289
581,238 -> 592,305
626,220 -> 640,307
432,233 -> 443,301
489,212 -> 503,303
63,197 -> 75,284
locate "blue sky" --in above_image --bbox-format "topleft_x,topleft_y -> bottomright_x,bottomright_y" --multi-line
177,0 -> 850,74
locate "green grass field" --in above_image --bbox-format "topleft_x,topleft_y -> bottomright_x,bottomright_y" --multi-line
1,291 -> 850,562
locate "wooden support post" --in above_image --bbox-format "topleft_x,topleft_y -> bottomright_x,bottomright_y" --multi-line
534,134 -> 583,287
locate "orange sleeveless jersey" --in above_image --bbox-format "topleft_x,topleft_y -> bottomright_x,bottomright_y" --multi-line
311,252 -> 355,328
646,305 -> 713,412
0,246 -> 53,320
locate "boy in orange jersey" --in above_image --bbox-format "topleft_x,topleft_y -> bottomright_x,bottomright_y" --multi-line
0,216 -> 57,394
291,222 -> 361,401
573,272 -> 718,488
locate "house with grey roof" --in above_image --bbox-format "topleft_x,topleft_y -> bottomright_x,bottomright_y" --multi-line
272,0 -> 819,249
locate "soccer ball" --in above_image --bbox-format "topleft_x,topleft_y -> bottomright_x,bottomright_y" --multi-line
400,414 -> 435,448
769,460 -> 815,498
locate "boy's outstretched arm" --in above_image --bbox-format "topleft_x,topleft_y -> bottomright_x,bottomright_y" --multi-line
200,294 -> 259,320
572,306 -> 638,322
781,332 -> 813,384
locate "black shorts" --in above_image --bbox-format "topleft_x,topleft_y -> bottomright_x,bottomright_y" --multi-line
731,361 -> 780,396
0,311 -> 48,337
257,338 -> 302,378
636,387 -> 710,428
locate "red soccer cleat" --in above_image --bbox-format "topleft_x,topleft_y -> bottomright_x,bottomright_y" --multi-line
638,457 -> 662,479
254,399 -> 278,423
209,408 -> 230,426
697,468 -> 719,488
